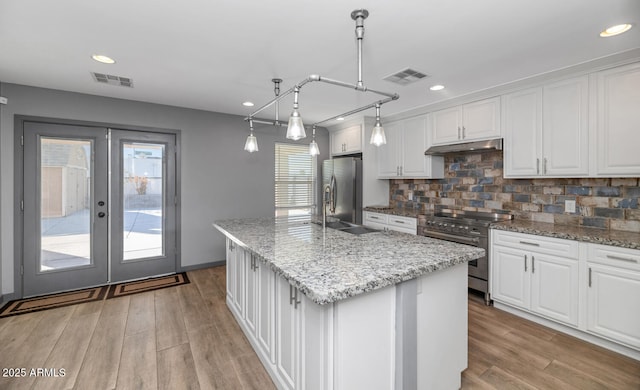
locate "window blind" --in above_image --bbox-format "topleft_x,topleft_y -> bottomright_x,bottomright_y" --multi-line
275,143 -> 317,219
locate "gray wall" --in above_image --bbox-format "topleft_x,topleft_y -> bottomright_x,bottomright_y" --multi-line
0,83 -> 330,295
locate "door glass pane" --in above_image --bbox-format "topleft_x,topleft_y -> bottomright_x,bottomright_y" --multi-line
123,142 -> 164,260
40,137 -> 92,271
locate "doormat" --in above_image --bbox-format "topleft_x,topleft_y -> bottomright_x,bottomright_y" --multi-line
0,285 -> 108,318
0,272 -> 189,318
106,272 -> 190,299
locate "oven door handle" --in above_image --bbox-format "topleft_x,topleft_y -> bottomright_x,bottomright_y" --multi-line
423,230 -> 481,245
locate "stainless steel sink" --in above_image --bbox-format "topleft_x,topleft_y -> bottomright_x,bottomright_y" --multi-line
313,220 -> 378,234
340,226 -> 379,235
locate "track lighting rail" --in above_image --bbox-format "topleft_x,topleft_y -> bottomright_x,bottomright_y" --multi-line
243,9 -> 398,153
244,75 -> 398,127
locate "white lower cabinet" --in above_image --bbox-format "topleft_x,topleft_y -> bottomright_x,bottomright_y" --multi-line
275,276 -> 301,390
586,244 -> 640,350
491,231 -> 580,326
491,230 -> 640,357
363,211 -> 417,235
225,238 -> 245,319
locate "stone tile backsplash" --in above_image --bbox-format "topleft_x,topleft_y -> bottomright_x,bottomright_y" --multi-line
390,151 -> 640,232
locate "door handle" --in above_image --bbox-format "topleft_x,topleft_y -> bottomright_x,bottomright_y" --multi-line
524,254 -> 528,272
98,201 -> 105,206
98,212 -> 106,218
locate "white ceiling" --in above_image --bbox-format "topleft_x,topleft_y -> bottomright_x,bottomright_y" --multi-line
1,0 -> 639,125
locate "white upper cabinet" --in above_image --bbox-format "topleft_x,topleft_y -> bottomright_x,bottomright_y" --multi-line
331,125 -> 362,156
595,62 -> 640,176
430,97 -> 501,145
503,75 -> 589,178
377,116 -> 444,179
503,87 -> 542,177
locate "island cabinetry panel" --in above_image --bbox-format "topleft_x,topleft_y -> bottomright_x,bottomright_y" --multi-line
586,244 -> 640,350
595,61 -> 640,176
503,75 -> 589,178
429,96 -> 501,145
376,117 -> 444,179
257,258 -> 276,364
364,211 -> 417,234
491,231 -> 579,326
225,238 -> 245,319
331,125 -> 362,156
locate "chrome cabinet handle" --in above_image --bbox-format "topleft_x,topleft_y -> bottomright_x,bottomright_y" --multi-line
519,241 -> 540,247
532,256 -> 535,274
457,126 -> 461,139
524,255 -> 528,272
606,254 -> 638,263
370,215 -> 380,220
462,126 -> 466,139
393,220 -> 405,224
399,166 -> 403,176
290,285 -> 301,309
536,158 -> 540,175
588,267 -> 592,287
543,158 -> 548,174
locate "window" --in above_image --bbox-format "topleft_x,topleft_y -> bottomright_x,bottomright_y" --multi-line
275,143 -> 316,220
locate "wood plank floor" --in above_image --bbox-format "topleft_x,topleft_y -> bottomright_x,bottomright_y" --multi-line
0,266 -> 637,389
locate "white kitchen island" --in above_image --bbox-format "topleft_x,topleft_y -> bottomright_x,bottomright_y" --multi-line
213,217 -> 485,390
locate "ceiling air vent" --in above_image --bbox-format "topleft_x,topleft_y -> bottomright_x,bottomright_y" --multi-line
91,72 -> 134,88
383,68 -> 429,85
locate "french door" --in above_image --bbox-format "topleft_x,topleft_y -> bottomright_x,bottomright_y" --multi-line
22,121 -> 177,297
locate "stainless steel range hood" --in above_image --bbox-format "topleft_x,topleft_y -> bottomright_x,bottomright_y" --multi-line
425,138 -> 503,155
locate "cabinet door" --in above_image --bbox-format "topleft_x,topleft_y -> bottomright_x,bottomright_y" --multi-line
430,106 -> 461,145
529,254 -> 579,326
225,239 -> 235,302
275,277 -> 300,390
587,264 -> 640,349
543,76 -> 589,176
331,130 -> 346,155
462,97 -> 501,141
401,116 -> 429,177
376,122 -> 401,178
596,62 -> 640,176
503,88 -> 542,177
344,125 -> 362,154
245,253 -> 258,334
232,247 -> 245,317
257,261 -> 276,364
491,246 -> 529,309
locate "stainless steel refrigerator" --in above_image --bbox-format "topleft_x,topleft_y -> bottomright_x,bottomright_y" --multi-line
322,157 -> 363,224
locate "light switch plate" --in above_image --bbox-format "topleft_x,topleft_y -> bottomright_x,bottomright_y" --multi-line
565,199 -> 576,213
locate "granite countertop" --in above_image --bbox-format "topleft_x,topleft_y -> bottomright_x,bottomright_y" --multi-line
363,206 -> 427,219
491,220 -> 640,250
213,217 -> 484,305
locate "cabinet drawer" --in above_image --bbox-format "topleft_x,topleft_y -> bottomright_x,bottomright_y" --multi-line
492,230 -> 579,259
587,244 -> 640,271
387,216 -> 417,230
364,212 -> 388,224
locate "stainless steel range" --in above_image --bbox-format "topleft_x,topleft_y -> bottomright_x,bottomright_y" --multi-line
419,209 -> 513,305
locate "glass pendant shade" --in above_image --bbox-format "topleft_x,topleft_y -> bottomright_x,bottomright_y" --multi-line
286,110 -> 306,140
244,133 -> 259,153
309,139 -> 320,155
370,122 -> 386,146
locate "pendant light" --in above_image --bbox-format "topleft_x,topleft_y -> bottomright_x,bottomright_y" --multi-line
243,10 -> 400,153
244,119 -> 259,153
309,125 -> 320,155
286,86 -> 306,140
370,103 -> 386,146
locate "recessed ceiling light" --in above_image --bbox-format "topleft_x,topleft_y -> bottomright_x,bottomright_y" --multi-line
242,101 -> 255,107
336,117 -> 345,121
92,54 -> 115,64
430,85 -> 445,91
600,24 -> 632,37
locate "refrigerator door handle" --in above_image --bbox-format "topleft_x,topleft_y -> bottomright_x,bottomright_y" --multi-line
330,174 -> 337,213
